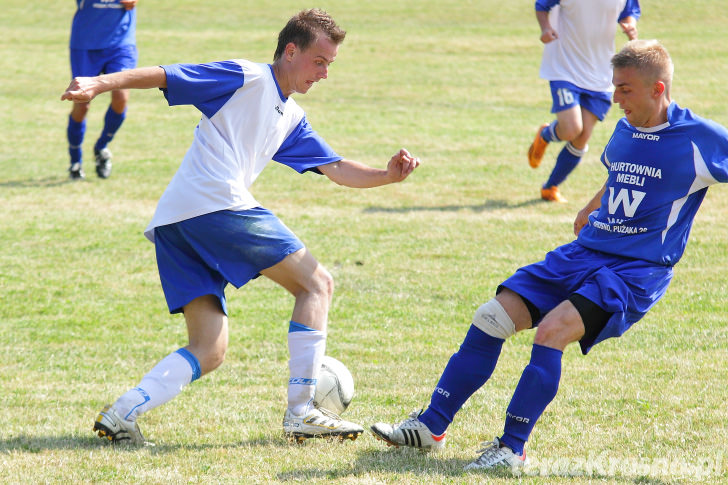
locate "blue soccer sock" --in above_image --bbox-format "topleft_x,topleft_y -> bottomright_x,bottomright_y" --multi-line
418,325 -> 504,436
94,106 -> 126,152
67,115 -> 86,165
540,120 -> 561,143
500,344 -> 563,455
544,142 -> 585,188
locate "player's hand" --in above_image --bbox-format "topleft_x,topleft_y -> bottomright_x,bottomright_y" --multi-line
386,148 -> 420,182
619,17 -> 638,40
61,77 -> 100,103
120,0 -> 138,10
540,28 -> 558,44
573,208 -> 591,237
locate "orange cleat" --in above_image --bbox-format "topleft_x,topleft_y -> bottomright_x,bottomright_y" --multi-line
528,123 -> 550,168
541,185 -> 568,203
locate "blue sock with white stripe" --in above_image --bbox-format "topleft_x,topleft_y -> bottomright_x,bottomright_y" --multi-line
287,321 -> 326,416
540,120 -> 560,143
500,344 -> 562,455
94,106 -> 126,152
544,142 -> 585,188
418,325 -> 504,436
67,115 -> 85,165
114,348 -> 201,422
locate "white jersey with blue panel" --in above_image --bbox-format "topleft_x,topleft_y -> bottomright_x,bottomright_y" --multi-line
144,60 -> 341,241
536,0 -> 641,92
577,102 -> 728,266
70,0 -> 136,50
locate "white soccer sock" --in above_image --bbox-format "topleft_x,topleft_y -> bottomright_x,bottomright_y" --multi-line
287,322 -> 326,416
113,348 -> 201,421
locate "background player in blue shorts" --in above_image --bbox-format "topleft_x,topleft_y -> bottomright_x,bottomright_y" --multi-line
372,39 -> 728,471
527,0 -> 640,202
67,0 -> 138,179
61,9 -> 420,444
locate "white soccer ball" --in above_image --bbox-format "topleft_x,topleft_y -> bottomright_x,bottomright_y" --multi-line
314,356 -> 354,415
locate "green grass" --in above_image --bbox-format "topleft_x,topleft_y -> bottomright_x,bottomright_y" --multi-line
1,0 -> 727,483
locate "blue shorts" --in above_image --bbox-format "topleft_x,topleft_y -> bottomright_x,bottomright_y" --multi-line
70,44 -> 138,78
154,208 -> 305,315
549,80 -> 612,121
500,242 -> 673,354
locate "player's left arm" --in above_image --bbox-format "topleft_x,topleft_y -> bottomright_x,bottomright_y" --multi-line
574,182 -> 606,236
618,16 -> 638,40
318,148 -> 420,188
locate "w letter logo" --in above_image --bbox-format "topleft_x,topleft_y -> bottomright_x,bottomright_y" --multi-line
607,187 -> 645,217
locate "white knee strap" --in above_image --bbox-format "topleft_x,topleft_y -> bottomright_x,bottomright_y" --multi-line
472,299 -> 516,339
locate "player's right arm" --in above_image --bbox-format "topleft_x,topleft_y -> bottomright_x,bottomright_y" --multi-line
574,182 -> 606,236
536,10 -> 557,43
61,66 -> 167,103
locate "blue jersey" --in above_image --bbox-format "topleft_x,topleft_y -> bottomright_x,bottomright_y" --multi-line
577,102 -> 728,266
70,0 -> 136,50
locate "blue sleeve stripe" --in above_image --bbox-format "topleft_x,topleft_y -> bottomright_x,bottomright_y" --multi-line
161,61 -> 245,119
289,321 -> 316,333
535,0 -> 559,12
176,348 -> 202,381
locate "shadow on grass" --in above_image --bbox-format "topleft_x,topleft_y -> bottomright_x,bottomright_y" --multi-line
276,447 -> 683,484
0,434 -> 290,454
363,197 -> 545,214
0,176 -> 80,188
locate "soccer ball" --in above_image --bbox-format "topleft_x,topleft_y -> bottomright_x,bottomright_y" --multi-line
314,356 -> 354,415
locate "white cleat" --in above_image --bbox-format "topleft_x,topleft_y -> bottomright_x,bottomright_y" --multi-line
283,407 -> 363,443
370,409 -> 446,450
93,404 -> 145,445
464,437 -> 528,471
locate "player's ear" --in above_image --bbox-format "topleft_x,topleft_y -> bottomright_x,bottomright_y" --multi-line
284,42 -> 297,61
653,81 -> 666,97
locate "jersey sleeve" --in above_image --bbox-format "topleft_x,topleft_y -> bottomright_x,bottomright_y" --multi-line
695,120 -> 728,183
272,116 -> 341,174
535,0 -> 560,12
160,61 -> 246,119
619,0 -> 641,21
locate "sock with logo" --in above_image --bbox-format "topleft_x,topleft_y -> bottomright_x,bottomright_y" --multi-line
113,348 -> 201,422
540,120 -> 561,143
418,325 -> 504,436
67,115 -> 85,165
544,142 -> 586,188
500,344 -> 562,455
287,321 -> 326,416
94,106 -> 126,152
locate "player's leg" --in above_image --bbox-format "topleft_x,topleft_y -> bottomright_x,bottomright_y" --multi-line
261,249 -> 331,415
370,288 -> 534,450
93,45 -> 138,178
528,80 -> 580,169
464,298 -> 590,470
67,48 -> 99,179
262,249 -> 363,441
542,107 -> 599,202
67,102 -> 89,179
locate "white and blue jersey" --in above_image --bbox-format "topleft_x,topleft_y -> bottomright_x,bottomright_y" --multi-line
70,0 -> 136,50
578,102 -> 728,266
536,0 -> 641,92
144,60 -> 341,241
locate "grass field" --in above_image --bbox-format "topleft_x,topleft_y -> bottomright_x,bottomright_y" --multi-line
1,0 -> 727,483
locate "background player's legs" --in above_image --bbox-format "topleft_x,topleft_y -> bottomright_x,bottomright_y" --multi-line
261,248 -> 332,415
67,102 -> 89,178
542,107 -> 599,200
95,89 -> 129,153
93,88 -> 130,178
